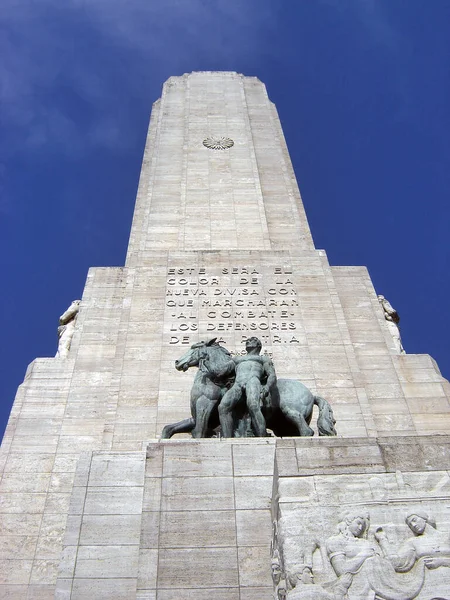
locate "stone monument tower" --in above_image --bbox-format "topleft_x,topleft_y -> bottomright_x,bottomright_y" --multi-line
2,72 -> 450,599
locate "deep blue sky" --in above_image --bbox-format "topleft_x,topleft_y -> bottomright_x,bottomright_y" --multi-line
1,1 -> 449,438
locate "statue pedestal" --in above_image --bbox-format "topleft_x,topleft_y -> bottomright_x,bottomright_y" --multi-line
54,435 -> 450,599
55,439 -> 276,599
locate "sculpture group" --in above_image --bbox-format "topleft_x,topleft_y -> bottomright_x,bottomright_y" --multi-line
273,509 -> 450,600
161,337 -> 337,439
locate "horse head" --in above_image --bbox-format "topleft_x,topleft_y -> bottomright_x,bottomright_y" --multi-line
175,338 -> 218,372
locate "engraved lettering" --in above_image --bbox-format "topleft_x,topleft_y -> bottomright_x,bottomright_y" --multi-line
170,323 -> 198,332
276,279 -> 294,286
177,313 -> 196,320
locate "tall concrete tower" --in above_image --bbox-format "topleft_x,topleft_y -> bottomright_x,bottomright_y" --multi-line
2,72 -> 450,599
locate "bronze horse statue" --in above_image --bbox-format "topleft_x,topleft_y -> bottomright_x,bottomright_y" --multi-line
161,339 -> 336,439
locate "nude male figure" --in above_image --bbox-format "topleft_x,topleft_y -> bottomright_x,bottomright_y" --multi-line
218,336 -> 276,437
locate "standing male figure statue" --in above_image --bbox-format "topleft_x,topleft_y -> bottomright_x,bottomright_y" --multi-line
218,336 -> 276,437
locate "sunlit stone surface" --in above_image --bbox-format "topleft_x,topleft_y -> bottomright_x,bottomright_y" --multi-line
1,72 -> 450,599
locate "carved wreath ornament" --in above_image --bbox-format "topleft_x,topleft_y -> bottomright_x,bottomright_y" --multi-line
202,136 -> 234,150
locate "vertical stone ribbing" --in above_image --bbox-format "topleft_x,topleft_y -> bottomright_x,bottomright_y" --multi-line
125,72 -> 315,264
2,72 -> 450,599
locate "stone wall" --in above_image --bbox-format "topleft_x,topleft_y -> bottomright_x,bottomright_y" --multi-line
1,72 -> 450,599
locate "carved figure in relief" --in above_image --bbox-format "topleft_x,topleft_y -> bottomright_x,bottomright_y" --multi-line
272,550 -> 283,586
56,300 -> 80,358
376,511 -> 450,572
276,581 -> 287,600
378,294 -> 406,354
218,336 -> 275,437
285,566 -> 339,600
161,337 -> 337,439
325,510 -> 425,599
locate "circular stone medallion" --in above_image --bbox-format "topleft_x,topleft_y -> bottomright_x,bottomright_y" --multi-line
203,137 -> 234,150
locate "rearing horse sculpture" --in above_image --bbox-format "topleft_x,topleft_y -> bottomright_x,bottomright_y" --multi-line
161,339 -> 337,439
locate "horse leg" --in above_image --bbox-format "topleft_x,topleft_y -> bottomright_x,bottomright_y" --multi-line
192,395 -> 218,438
282,405 -> 314,437
161,418 -> 195,439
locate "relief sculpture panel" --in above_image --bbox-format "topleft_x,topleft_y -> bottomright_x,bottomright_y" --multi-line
274,473 -> 450,599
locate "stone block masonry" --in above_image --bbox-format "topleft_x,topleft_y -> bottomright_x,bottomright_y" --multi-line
1,72 -> 449,599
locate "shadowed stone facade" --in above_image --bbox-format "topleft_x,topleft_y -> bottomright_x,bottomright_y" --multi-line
1,72 -> 450,599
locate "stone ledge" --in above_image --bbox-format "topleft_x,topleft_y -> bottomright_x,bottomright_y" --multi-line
276,435 -> 450,476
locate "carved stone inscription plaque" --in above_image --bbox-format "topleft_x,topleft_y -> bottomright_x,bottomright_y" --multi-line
165,265 -> 301,347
